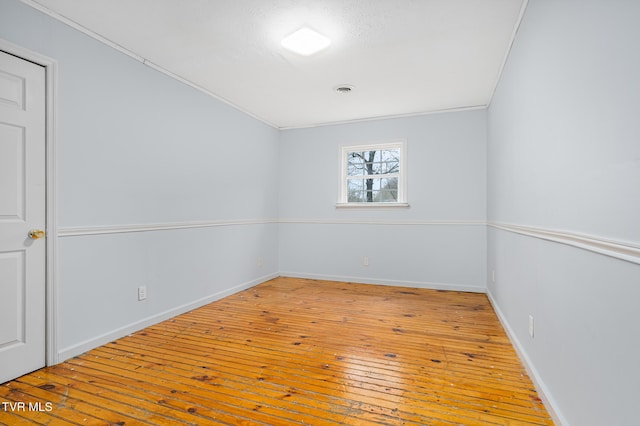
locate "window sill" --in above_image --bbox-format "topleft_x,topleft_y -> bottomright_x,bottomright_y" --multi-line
335,203 -> 410,209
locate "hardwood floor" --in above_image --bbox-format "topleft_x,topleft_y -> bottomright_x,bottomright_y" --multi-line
1,277 -> 552,425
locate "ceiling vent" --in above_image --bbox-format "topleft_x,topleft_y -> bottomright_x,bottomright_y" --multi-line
334,85 -> 355,94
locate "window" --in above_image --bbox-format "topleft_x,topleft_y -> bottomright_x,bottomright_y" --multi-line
338,140 -> 408,207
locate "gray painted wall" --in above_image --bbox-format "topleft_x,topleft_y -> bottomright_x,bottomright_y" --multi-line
487,1 -> 640,424
1,0 -> 280,359
279,111 -> 487,290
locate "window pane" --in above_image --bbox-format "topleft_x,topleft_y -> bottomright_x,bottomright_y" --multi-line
347,148 -> 399,177
347,179 -> 364,191
347,179 -> 365,202
380,149 -> 399,161
374,190 -> 398,202
379,149 -> 399,174
347,152 -> 365,176
381,177 -> 398,190
346,175 -> 400,202
347,177 -> 400,202
372,178 -> 398,202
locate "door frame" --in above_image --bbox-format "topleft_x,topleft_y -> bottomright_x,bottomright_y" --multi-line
0,38 -> 59,366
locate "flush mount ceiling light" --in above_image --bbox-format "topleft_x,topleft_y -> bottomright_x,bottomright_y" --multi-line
281,27 -> 331,56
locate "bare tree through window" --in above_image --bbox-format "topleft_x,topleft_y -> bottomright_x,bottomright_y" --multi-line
346,148 -> 400,202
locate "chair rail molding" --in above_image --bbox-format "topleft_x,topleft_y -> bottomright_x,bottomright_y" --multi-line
488,221 -> 640,265
58,218 -> 278,237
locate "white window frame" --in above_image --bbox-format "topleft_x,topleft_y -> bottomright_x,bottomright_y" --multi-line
337,139 -> 409,208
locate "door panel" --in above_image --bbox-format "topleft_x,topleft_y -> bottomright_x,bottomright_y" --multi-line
0,67 -> 26,109
0,123 -> 25,219
0,251 -> 25,346
0,50 -> 46,384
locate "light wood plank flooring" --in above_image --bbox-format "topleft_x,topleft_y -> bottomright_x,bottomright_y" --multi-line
1,277 -> 552,425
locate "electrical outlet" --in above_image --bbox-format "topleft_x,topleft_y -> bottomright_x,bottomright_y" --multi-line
492,270 -> 496,283
138,286 -> 147,301
528,314 -> 534,338
363,256 -> 369,266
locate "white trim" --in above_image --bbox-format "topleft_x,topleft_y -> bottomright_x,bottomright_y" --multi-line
280,218 -> 485,226
335,203 -> 410,209
486,289 -> 567,426
0,38 -> 60,366
19,0 -> 279,130
487,0 -> 529,106
279,105 -> 488,130
58,218 -> 278,237
58,218 -> 484,237
57,219 -> 638,266
338,139 -> 407,205
57,272 -> 279,362
18,0 -> 141,62
488,221 -> 640,265
280,271 -> 486,293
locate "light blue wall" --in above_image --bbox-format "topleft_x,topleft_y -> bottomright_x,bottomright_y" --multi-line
279,111 -> 487,290
0,0 -> 280,359
7,1 -> 637,423
487,1 -> 640,424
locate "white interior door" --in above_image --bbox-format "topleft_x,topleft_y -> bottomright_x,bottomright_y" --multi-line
0,50 -> 46,384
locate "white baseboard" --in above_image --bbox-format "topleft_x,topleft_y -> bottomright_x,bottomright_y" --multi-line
57,271 -> 482,362
57,271 -> 567,424
486,288 -> 568,426
57,272 -> 278,362
279,271 -> 486,293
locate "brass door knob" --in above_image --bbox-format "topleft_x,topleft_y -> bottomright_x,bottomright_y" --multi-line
29,229 -> 45,239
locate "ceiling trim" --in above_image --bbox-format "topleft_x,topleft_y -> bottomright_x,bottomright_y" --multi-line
278,105 -> 488,131
486,0 -> 529,108
21,0 -> 280,129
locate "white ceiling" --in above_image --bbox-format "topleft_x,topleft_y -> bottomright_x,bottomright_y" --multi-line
29,0 -> 527,129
